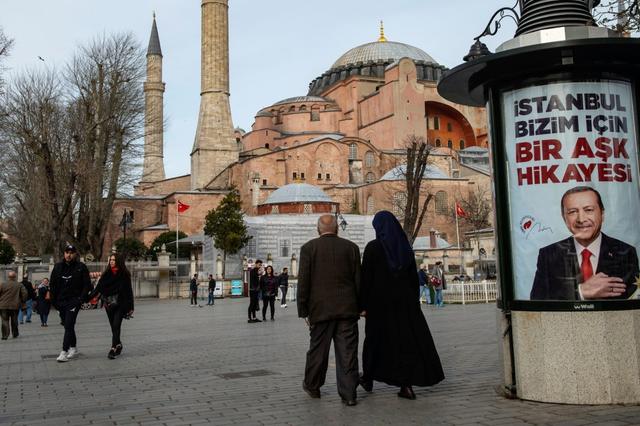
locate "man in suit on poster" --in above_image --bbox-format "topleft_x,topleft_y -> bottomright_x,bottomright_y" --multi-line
530,186 -> 639,301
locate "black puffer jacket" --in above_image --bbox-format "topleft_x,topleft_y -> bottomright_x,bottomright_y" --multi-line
49,260 -> 91,308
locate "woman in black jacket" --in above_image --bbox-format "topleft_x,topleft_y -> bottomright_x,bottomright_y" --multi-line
93,254 -> 134,359
260,265 -> 278,321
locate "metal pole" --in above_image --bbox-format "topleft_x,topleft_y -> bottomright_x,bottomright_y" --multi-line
176,202 -> 179,262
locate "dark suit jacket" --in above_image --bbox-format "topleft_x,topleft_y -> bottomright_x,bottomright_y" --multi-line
530,233 -> 639,300
297,233 -> 361,325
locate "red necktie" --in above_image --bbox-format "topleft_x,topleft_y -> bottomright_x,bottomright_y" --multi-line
581,249 -> 593,282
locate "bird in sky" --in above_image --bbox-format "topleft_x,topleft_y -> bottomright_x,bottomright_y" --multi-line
38,56 -> 45,61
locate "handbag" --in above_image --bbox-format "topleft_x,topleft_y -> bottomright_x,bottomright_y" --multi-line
101,294 -> 119,308
44,290 -> 51,301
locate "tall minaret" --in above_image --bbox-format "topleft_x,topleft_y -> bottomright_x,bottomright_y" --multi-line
191,0 -> 238,190
141,13 -> 166,183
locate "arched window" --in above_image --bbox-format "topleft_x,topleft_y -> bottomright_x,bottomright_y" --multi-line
435,191 -> 448,215
365,172 -> 375,183
447,140 -> 453,149
299,105 -> 307,111
435,139 -> 441,147
367,196 -> 374,214
349,143 -> 358,160
365,151 -> 375,167
459,139 -> 465,149
393,192 -> 407,217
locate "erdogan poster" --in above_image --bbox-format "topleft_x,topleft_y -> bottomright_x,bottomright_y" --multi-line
501,80 -> 640,302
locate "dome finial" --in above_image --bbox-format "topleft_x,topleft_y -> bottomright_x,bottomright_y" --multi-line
378,20 -> 387,42
153,10 -> 156,19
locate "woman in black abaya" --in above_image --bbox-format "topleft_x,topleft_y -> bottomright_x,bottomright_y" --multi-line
360,210 -> 444,399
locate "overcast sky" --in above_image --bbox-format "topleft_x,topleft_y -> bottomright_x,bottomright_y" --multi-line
2,0 -> 516,178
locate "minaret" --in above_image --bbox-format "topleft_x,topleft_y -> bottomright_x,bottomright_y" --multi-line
191,0 -> 238,190
141,13 -> 166,183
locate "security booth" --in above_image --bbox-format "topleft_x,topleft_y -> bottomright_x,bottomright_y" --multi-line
438,0 -> 640,404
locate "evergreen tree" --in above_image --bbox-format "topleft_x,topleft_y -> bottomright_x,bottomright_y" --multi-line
113,237 -> 148,260
204,188 -> 251,277
149,230 -> 187,260
0,236 -> 15,264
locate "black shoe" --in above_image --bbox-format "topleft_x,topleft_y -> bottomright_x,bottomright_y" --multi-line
108,349 -> 116,359
398,386 -> 416,400
341,398 -> 357,406
254,318 -> 262,322
114,344 -> 122,356
1,337 -> 7,340
359,375 -> 373,392
302,382 -> 320,399
270,317 -> 274,321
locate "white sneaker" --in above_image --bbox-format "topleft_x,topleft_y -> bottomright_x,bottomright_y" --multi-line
56,351 -> 69,362
67,347 -> 79,359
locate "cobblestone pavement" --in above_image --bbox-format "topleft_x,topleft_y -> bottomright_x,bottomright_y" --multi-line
1,299 -> 638,425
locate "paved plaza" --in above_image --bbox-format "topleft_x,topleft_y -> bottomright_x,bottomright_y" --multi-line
0,298 -> 638,425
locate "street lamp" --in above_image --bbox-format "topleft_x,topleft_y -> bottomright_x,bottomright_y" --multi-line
334,212 -> 348,231
119,209 -> 134,256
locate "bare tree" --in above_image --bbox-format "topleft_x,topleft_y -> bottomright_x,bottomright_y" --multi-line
0,33 -> 146,258
398,134 -> 434,244
67,33 -> 145,258
0,70 -> 75,254
458,186 -> 493,232
594,0 -> 640,33
0,26 -> 14,97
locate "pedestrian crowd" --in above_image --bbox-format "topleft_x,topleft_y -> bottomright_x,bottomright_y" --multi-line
1,210 -> 444,407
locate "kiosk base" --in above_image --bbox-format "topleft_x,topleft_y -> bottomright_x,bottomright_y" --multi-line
511,310 -> 640,404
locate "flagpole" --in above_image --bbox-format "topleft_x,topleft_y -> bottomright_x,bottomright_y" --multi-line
176,201 -> 179,262
455,203 -> 462,274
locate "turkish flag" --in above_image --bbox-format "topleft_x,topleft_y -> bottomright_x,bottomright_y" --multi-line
177,201 -> 190,213
455,202 -> 467,218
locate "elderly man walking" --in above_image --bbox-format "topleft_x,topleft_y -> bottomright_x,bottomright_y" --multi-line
298,214 -> 362,406
0,271 -> 27,340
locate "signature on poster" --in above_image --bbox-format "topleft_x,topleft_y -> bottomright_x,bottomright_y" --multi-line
519,215 -> 553,240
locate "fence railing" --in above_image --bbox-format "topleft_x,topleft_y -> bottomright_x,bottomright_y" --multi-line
443,280 -> 498,304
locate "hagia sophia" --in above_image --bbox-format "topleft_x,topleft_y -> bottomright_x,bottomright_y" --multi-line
105,0 -> 493,273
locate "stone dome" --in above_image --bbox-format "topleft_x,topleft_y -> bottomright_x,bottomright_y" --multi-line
332,41 -> 437,69
273,96 -> 330,106
263,183 -> 333,205
308,38 -> 446,96
380,164 -> 449,181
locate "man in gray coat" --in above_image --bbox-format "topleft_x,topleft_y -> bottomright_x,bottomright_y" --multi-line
0,271 -> 27,340
297,214 -> 361,406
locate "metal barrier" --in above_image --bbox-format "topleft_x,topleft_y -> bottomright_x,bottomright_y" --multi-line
443,280 -> 498,304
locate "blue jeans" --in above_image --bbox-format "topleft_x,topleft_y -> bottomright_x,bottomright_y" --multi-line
419,286 -> 431,303
208,292 -> 214,305
435,288 -> 444,307
18,300 -> 32,322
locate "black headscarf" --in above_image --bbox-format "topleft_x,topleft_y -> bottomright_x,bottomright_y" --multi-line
372,210 -> 416,273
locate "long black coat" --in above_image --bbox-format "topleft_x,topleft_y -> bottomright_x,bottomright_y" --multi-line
95,269 -> 134,312
361,239 -> 444,387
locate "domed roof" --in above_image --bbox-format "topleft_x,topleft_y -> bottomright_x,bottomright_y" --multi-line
263,183 -> 333,205
273,96 -> 330,106
380,164 -> 449,181
332,41 -> 437,69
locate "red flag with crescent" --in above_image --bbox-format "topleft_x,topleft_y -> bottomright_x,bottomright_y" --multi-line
455,202 -> 467,218
177,201 -> 190,213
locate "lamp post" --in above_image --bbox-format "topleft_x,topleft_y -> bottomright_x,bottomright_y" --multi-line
438,0 -> 640,404
119,209 -> 133,257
